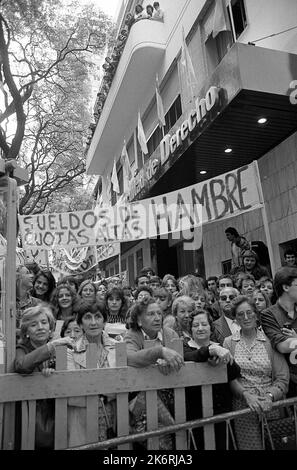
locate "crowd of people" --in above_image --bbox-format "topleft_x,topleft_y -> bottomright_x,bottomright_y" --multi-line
10,237 -> 297,450
86,2 -> 165,151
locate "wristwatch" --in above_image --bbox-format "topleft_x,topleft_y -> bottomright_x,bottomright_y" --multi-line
266,392 -> 274,401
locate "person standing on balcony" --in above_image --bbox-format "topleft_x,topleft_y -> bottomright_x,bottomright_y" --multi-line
134,4 -> 148,21
146,4 -> 154,18
152,2 -> 164,20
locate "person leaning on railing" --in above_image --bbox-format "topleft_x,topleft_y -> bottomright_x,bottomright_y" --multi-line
14,305 -> 74,450
124,299 -> 184,449
66,302 -> 119,447
184,309 -> 240,450
223,296 -> 289,450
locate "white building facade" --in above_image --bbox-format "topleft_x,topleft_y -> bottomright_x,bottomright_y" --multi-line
86,0 -> 297,284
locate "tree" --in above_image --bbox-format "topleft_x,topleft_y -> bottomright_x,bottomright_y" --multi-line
0,0 -> 114,213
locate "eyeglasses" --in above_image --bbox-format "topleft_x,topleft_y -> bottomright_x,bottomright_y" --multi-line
236,310 -> 254,319
220,295 -> 236,301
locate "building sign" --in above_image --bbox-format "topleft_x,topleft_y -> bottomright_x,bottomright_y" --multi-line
19,162 -> 262,250
128,86 -> 223,200
160,86 -> 220,164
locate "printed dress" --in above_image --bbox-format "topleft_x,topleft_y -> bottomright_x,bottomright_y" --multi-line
224,329 -> 288,450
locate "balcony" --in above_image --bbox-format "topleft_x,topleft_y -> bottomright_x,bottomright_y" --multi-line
86,19 -> 166,175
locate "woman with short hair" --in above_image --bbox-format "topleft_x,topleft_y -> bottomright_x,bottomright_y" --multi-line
223,296 -> 289,450
14,305 -> 74,449
67,303 -> 118,447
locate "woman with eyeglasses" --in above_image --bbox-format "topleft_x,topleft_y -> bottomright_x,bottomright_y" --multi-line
223,296 -> 289,450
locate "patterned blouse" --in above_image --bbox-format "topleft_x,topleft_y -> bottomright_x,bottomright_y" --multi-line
226,328 -> 272,396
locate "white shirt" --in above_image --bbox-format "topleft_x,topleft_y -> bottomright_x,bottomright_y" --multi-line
225,316 -> 241,335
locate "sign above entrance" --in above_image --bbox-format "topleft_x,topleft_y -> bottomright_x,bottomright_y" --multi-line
160,86 -> 220,164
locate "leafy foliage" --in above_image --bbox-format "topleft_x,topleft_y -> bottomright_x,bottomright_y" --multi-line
0,0 -> 114,214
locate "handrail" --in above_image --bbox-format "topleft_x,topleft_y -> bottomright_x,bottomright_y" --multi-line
68,396 -> 297,450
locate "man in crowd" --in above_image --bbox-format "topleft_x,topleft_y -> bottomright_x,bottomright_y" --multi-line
211,275 -> 234,319
225,227 -> 250,271
261,267 -> 297,396
212,287 -> 240,344
284,249 -> 297,268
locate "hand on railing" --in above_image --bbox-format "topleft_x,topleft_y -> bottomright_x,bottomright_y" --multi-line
161,347 -> 184,372
47,337 -> 76,355
242,391 -> 273,414
208,344 -> 234,365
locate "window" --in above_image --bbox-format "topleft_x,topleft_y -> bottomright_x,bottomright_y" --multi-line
164,95 -> 182,134
222,259 -> 232,275
136,248 -> 143,273
147,126 -> 162,158
203,0 -> 247,75
121,258 -> 127,272
227,0 -> 247,40
136,95 -> 182,165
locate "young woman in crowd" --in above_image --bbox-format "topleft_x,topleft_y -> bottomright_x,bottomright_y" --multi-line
240,250 -> 270,280
77,280 -> 97,306
14,305 -> 74,449
162,274 -> 179,297
252,288 -> 271,320
105,287 -> 127,324
61,316 -> 83,341
153,287 -> 172,318
123,286 -> 135,308
57,276 -> 79,293
223,296 -> 289,450
96,281 -> 107,301
67,303 -> 118,446
31,270 -> 56,303
257,276 -> 276,303
184,310 -> 240,449
51,283 -> 78,321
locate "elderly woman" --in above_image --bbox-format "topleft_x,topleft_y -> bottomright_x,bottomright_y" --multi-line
223,296 -> 289,450
237,273 -> 256,297
124,299 -> 184,449
163,295 -> 195,344
32,270 -> 56,303
50,283 -> 78,321
178,274 -> 204,297
77,279 -> 97,306
67,303 -> 118,447
184,309 -> 240,449
14,305 -> 74,449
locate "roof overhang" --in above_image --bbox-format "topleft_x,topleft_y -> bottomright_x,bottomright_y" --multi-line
132,43 -> 297,200
86,19 -> 166,175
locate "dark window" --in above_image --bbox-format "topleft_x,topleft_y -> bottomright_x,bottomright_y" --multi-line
279,239 -> 297,267
121,258 -> 127,272
136,248 -> 143,274
165,95 -> 182,134
147,126 -> 162,158
222,259 -> 232,275
228,0 -> 247,39
137,95 -> 182,164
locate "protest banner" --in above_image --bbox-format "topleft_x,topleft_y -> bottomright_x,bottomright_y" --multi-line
19,162 -> 262,250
